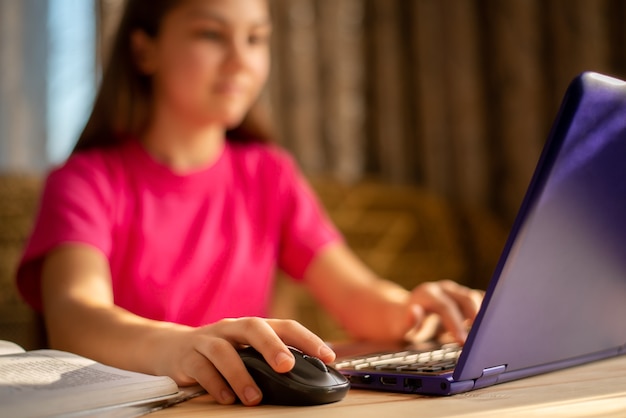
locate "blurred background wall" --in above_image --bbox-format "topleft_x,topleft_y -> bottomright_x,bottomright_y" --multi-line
2,0 -> 626,302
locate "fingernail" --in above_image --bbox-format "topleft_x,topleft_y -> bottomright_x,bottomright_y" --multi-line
319,345 -> 335,360
275,351 -> 293,368
220,389 -> 235,404
244,386 -> 262,404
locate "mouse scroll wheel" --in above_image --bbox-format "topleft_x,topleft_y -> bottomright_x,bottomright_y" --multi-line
302,354 -> 329,373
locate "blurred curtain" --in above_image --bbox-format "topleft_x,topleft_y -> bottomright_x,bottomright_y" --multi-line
0,1 -> 97,171
98,0 -> 626,224
268,0 -> 626,224
0,0 -> 49,171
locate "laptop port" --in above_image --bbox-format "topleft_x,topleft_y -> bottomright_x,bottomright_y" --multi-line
404,378 -> 422,390
348,375 -> 373,385
380,376 -> 397,386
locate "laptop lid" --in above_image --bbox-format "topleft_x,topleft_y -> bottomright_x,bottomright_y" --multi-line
333,72 -> 626,395
454,71 -> 626,387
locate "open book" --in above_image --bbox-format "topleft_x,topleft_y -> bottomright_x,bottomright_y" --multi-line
0,340 -> 200,418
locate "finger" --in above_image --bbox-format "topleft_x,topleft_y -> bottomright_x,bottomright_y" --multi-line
412,282 -> 467,342
221,317 -> 336,368
182,343 -> 238,405
243,318 -> 336,368
192,336 -> 263,406
267,318 -> 336,363
438,280 -> 484,321
213,317 -> 297,373
405,306 -> 442,343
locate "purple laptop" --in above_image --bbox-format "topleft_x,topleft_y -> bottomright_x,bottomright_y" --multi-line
332,72 -> 626,395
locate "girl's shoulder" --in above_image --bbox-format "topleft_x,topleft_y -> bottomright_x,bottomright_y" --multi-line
227,141 -> 297,172
56,145 -> 122,174
226,142 -> 306,197
45,143 -> 131,197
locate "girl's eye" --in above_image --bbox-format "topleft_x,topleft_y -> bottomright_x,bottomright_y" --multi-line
197,30 -> 223,41
248,33 -> 270,46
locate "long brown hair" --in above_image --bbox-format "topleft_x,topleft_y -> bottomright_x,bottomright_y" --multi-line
74,0 -> 273,154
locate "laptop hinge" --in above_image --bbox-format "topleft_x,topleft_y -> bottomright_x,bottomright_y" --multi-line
474,365 -> 506,389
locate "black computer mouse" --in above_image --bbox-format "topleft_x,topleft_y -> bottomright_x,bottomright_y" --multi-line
237,346 -> 350,406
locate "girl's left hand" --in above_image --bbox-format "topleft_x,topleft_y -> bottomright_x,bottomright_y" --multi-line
405,280 -> 484,344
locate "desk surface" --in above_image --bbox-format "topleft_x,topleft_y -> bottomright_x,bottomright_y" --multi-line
151,354 -> 626,418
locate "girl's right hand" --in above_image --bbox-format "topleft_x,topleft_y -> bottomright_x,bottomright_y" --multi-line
153,317 -> 336,406
42,245 -> 332,407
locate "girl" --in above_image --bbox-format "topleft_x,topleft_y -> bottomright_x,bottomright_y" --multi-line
17,0 -> 482,407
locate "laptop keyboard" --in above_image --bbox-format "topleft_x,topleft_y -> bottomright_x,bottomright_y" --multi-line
334,343 -> 462,374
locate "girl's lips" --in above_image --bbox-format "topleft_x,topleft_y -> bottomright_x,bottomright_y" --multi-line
213,82 -> 246,96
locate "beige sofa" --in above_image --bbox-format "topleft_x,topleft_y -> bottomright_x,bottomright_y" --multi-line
0,173 -> 46,349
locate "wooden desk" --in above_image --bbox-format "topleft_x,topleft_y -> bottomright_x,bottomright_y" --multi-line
151,355 -> 626,417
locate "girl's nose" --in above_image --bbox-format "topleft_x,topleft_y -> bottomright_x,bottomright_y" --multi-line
222,39 -> 248,73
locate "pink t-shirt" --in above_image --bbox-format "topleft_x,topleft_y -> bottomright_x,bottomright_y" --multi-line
17,139 -> 341,326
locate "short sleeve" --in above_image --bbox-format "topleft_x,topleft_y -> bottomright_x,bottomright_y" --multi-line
276,155 -> 343,280
16,153 -> 115,311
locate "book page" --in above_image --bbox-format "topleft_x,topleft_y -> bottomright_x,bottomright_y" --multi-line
0,349 -> 179,417
0,340 -> 26,356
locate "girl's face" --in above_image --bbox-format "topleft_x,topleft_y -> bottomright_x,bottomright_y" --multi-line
136,0 -> 272,130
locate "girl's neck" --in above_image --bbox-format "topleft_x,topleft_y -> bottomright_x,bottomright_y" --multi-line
140,116 -> 226,174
